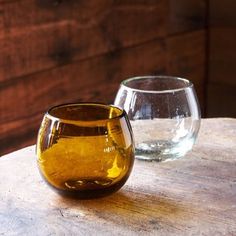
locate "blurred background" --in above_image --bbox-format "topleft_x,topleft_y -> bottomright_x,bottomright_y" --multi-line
0,0 -> 235,155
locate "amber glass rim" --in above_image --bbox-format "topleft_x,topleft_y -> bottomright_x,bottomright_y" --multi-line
45,103 -> 126,124
121,75 -> 194,94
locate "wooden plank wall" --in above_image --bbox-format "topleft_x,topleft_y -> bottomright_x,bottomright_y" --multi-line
207,0 -> 236,117
0,0 -> 207,155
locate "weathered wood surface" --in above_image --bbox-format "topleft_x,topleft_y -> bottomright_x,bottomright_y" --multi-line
0,118 -> 236,235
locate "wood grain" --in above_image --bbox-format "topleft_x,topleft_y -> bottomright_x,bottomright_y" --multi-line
0,0 -> 166,30
0,119 -> 236,235
0,0 -> 167,80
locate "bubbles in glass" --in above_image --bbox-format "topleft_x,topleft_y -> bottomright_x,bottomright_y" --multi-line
114,76 -> 201,161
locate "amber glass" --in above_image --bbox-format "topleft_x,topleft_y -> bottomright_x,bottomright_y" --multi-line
36,103 -> 134,199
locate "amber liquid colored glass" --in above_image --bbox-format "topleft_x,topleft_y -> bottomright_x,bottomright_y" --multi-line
36,103 -> 134,199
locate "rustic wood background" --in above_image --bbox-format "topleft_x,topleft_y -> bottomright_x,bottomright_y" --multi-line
207,0 -> 236,117
1,0 -> 234,155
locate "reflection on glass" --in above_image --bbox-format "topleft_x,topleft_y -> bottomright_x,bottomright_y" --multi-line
114,76 -> 201,161
36,103 -> 134,199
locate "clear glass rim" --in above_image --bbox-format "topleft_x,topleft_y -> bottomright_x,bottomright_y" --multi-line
121,75 -> 194,93
45,103 -> 125,124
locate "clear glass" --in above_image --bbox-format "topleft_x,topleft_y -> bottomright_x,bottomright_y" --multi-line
114,76 -> 201,161
36,103 -> 134,199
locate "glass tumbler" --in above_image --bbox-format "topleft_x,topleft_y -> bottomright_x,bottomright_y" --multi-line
36,103 -> 134,199
114,76 -> 201,161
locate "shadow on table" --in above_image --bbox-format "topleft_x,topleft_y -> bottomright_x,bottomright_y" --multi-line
55,189 -> 185,231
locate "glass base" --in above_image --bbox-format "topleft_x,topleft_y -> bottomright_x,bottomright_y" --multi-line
135,139 -> 194,162
43,176 -> 130,199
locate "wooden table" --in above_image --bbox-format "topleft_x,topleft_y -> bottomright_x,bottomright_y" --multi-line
1,118 -> 236,235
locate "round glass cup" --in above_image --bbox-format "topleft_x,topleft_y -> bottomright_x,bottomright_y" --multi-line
114,76 -> 201,161
36,103 -> 135,199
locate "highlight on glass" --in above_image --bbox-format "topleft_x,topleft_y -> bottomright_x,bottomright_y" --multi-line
36,103 -> 135,199
114,76 -> 201,161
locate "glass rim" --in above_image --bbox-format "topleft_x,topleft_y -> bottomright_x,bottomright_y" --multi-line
45,102 -> 126,124
121,75 -> 194,94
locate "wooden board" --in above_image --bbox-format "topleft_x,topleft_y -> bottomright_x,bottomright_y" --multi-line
0,118 -> 236,235
0,0 -> 167,80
